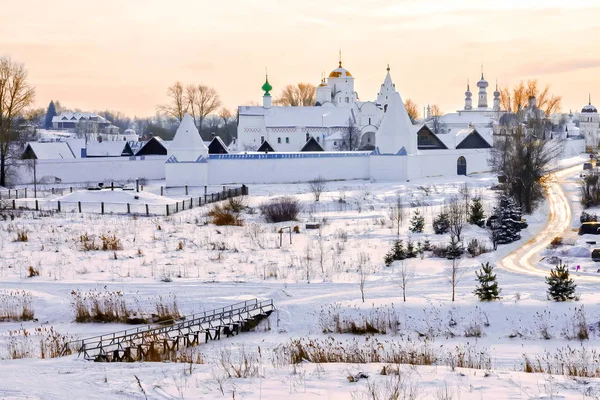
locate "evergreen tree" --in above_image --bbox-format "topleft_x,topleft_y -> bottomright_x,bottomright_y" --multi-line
433,211 -> 450,234
409,210 -> 425,233
446,236 -> 463,259
468,197 -> 486,227
392,239 -> 406,260
422,238 -> 432,251
384,251 -> 394,266
44,100 -> 57,129
546,262 -> 577,301
474,262 -> 500,301
406,240 -> 416,258
491,195 -> 528,245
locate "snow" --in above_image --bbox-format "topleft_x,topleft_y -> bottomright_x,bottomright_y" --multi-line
1,166 -> 600,399
86,141 -> 129,157
24,142 -> 76,160
239,106 -> 352,128
55,188 -> 177,205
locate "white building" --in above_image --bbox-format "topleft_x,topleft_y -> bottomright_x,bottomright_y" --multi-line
238,62 -> 396,152
425,71 -> 505,137
579,96 -> 599,150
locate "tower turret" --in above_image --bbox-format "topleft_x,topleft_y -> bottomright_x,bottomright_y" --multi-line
493,82 -> 500,111
262,74 -> 272,108
315,77 -> 332,105
464,81 -> 472,110
477,71 -> 488,108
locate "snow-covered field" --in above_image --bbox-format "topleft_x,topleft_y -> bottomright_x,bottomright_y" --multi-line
2,164 -> 600,399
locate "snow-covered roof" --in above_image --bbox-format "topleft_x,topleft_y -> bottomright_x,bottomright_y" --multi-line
23,142 -> 76,159
438,112 -> 493,126
86,141 -> 130,157
52,112 -> 110,124
170,114 -> 206,151
239,106 -> 352,128
376,91 -> 415,154
436,127 -> 492,149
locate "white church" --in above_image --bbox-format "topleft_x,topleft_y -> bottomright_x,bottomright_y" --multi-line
237,61 -> 396,152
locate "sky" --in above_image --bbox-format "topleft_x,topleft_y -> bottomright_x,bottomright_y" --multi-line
1,0 -> 600,118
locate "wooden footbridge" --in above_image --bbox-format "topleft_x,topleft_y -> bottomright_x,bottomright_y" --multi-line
64,298 -> 274,362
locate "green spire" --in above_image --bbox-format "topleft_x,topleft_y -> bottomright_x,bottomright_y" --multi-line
262,74 -> 272,96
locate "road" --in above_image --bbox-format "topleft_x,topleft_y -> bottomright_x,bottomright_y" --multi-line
498,164 -> 600,282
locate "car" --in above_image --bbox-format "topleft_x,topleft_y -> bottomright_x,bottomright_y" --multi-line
579,222 -> 600,235
592,249 -> 600,262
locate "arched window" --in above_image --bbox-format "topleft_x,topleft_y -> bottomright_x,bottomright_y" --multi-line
457,156 -> 467,176
368,117 -> 371,125
277,137 -> 281,143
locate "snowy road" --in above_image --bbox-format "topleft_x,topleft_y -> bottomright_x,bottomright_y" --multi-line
499,164 -> 600,282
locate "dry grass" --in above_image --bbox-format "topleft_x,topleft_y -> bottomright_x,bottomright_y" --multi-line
208,203 -> 244,226
5,326 -> 73,359
523,346 -> 600,378
79,233 -> 122,251
15,228 -> 28,242
27,266 -> 39,278
153,295 -> 181,324
0,290 -> 34,322
319,304 -> 399,335
71,289 -> 131,323
218,346 -> 259,378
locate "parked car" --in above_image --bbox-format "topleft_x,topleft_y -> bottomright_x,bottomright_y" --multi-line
583,162 -> 593,170
579,222 -> 600,235
592,249 -> 600,262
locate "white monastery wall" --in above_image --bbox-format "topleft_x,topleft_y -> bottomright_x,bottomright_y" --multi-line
14,156 -> 166,184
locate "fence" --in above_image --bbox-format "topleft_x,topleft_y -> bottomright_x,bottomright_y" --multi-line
9,185 -> 248,217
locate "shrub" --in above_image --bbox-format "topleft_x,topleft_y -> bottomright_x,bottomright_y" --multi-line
433,212 -> 450,234
260,196 -> 301,223
101,234 -> 122,251
80,233 -> 99,251
580,211 -> 598,223
27,266 -> 39,278
209,202 -> 244,226
549,236 -> 563,249
223,196 -> 247,214
468,197 -> 486,227
218,346 -> 259,378
15,228 -> 28,242
467,238 -> 490,257
0,291 -> 34,322
474,262 -> 500,301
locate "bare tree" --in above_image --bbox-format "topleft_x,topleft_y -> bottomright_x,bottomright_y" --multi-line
0,57 -> 35,187
489,124 -> 563,213
445,238 -> 467,302
308,176 -> 327,202
157,81 -> 186,122
219,108 -> 237,145
500,80 -> 561,116
388,195 -> 406,236
458,183 -> 471,219
447,198 -> 466,243
429,104 -> 445,134
336,118 -> 361,151
188,84 -> 221,130
274,83 -> 316,106
404,99 -> 419,124
357,253 -> 370,303
398,260 -> 415,302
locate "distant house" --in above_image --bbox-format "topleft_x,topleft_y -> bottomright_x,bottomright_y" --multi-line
85,141 -> 134,157
52,112 -> 120,136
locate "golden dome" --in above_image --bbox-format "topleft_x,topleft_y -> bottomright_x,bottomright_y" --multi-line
328,61 -> 352,78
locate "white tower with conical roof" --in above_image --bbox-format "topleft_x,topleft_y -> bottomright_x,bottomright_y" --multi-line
477,72 -> 488,108
375,91 -> 415,154
464,82 -> 472,110
168,113 -> 208,161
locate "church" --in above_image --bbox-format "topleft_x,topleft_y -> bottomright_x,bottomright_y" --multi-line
237,60 -> 396,152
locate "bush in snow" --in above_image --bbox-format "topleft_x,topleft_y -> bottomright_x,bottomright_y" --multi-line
561,306 -> 589,341
467,238 -> 490,257
384,239 -> 417,266
468,197 -> 486,227
433,212 -> 450,234
409,210 -> 424,233
260,196 -> 301,223
580,211 -> 598,223
545,262 -> 577,302
473,262 -> 500,301
6,326 -> 74,359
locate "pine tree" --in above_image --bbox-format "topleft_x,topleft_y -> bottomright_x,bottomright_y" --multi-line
468,197 -> 486,227
433,211 -> 450,234
446,236 -> 463,259
392,239 -> 406,260
406,240 -> 416,258
491,195 -> 528,245
384,251 -> 394,266
474,262 -> 500,301
409,210 -> 425,233
422,238 -> 432,251
546,262 -> 577,301
45,101 -> 57,129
